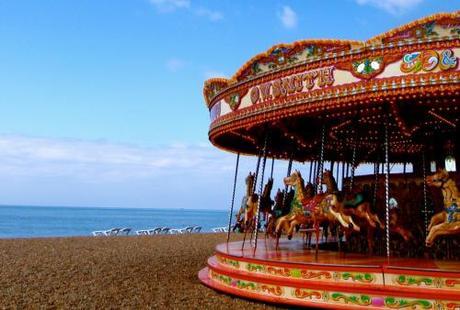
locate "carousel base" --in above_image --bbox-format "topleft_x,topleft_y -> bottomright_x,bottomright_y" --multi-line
198,239 -> 460,309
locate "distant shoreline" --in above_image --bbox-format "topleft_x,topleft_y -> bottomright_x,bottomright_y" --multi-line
0,206 -> 229,239
0,204 -> 228,212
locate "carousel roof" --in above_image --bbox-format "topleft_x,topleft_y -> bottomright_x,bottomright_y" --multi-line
203,11 -> 460,163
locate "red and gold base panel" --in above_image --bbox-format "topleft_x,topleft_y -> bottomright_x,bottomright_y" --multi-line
199,240 -> 460,309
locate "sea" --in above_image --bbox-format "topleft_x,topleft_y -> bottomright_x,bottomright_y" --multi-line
0,205 -> 229,238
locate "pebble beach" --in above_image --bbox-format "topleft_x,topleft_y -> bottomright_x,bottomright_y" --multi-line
0,233 -> 279,309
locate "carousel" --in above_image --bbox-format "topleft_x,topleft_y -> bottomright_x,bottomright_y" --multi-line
199,11 -> 460,309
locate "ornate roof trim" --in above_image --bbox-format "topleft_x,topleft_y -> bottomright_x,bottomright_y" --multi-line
203,11 -> 460,109
232,39 -> 363,82
366,11 -> 460,45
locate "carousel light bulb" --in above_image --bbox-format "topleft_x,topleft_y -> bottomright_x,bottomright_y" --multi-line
430,161 -> 436,172
445,156 -> 456,172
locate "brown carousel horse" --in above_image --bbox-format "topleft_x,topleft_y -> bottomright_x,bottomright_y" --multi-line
326,171 -> 386,254
388,197 -> 413,242
264,188 -> 296,238
260,178 -> 274,222
264,188 -> 283,238
425,169 -> 460,247
234,173 -> 256,232
239,174 -> 275,248
340,181 -> 385,230
274,170 -> 359,249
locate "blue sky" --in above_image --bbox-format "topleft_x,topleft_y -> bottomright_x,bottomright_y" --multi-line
0,0 -> 457,209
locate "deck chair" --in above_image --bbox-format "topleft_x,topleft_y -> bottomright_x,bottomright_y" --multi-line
148,227 -> 162,235
92,230 -> 107,236
119,228 -> 131,235
160,227 -> 170,234
106,228 -> 121,236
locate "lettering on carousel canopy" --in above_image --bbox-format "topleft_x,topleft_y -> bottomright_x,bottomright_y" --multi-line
400,49 -> 458,73
250,67 -> 335,105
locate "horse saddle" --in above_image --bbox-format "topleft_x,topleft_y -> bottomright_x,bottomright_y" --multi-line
344,193 -> 365,208
302,195 -> 323,213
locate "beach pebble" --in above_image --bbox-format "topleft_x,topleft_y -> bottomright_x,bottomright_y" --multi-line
0,234 -> 277,309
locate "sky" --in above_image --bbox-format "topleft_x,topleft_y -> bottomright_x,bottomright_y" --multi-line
0,0 -> 457,209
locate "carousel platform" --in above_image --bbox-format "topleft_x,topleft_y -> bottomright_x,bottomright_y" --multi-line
199,239 -> 460,309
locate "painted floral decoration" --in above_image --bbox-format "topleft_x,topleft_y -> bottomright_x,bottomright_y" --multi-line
352,57 -> 384,79
413,21 -> 438,38
225,93 -> 240,110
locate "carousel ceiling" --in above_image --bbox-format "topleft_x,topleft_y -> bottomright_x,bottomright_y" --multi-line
203,12 -> 460,163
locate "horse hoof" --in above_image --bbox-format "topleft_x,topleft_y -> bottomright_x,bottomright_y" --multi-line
287,235 -> 292,240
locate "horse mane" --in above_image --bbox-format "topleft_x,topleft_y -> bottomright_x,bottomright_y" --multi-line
299,176 -> 305,189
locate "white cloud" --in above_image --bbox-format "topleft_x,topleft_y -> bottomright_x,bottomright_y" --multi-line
148,0 -> 190,12
195,7 -> 224,22
0,135 -> 236,182
148,0 -> 223,21
355,0 -> 424,15
166,58 -> 186,72
278,6 -> 298,29
0,135 -> 411,210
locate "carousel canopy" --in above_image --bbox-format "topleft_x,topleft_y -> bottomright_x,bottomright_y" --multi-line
203,12 -> 460,164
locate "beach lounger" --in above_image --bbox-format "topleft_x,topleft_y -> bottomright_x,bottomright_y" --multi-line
92,230 -> 108,236
160,227 -> 170,234
177,226 -> 194,234
106,228 -> 121,236
169,228 -> 181,234
212,227 -> 227,233
119,228 -> 131,235
147,227 -> 162,235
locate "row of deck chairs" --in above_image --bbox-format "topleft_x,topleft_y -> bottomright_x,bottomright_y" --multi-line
92,227 -> 132,236
135,225 -> 202,235
211,227 -> 228,233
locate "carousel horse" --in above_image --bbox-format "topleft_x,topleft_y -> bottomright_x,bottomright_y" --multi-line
425,169 -> 460,247
265,187 -> 296,238
316,170 -> 360,232
260,178 -> 274,222
274,170 -> 358,249
341,182 -> 385,230
240,176 -> 275,248
388,197 -> 413,242
274,171 -> 314,243
234,172 -> 256,232
326,171 -> 386,254
237,172 -> 258,248
265,189 -> 284,238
